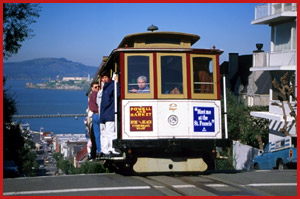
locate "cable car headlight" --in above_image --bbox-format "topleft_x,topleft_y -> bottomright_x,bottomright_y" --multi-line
168,115 -> 178,126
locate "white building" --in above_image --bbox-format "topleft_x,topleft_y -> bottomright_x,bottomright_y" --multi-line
53,134 -> 87,158
62,74 -> 90,81
249,3 -> 297,143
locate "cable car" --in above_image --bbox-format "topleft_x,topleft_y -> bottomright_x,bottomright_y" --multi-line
88,27 -> 229,174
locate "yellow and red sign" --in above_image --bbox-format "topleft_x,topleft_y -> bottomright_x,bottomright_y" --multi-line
130,106 -> 153,131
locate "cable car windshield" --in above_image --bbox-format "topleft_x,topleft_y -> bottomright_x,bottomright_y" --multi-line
161,56 -> 183,94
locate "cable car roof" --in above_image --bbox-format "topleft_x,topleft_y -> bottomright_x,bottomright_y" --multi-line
118,31 -> 200,48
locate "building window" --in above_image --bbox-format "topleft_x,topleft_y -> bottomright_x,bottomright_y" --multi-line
292,21 -> 297,50
273,22 -> 293,51
283,3 -> 294,12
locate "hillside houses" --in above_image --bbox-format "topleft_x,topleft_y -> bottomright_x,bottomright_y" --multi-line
52,134 -> 88,167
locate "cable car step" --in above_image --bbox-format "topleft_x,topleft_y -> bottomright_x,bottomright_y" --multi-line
96,152 -> 126,161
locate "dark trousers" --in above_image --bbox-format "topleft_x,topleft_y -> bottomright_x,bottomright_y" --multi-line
89,122 -> 97,159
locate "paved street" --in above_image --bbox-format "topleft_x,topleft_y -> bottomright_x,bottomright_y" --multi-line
3,170 -> 297,196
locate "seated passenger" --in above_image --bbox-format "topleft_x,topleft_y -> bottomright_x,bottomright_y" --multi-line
170,87 -> 181,94
130,76 -> 150,93
164,85 -> 182,94
197,62 -> 213,93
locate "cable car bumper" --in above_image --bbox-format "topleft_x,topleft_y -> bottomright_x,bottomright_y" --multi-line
114,138 -> 230,156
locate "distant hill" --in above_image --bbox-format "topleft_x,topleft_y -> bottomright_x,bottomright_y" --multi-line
3,58 -> 98,80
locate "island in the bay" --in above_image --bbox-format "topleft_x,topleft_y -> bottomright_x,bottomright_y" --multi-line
26,76 -> 91,91
4,58 -> 98,90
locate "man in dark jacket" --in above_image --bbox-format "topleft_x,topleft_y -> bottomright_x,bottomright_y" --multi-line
100,73 -> 120,156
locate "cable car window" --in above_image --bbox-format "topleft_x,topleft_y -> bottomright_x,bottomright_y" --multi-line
193,57 -> 214,93
161,56 -> 183,94
127,56 -> 150,94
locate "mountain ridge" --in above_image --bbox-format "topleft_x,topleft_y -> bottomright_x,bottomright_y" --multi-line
3,57 -> 98,80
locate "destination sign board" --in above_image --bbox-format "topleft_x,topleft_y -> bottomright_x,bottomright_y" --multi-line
130,106 -> 153,131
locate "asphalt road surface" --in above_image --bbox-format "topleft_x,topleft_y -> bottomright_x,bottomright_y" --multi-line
3,170 -> 297,196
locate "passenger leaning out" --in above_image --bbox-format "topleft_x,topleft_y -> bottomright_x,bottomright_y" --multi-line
100,73 -> 121,157
88,81 -> 102,157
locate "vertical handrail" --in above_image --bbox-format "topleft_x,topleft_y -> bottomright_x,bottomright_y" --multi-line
223,75 -> 228,139
114,72 -> 118,136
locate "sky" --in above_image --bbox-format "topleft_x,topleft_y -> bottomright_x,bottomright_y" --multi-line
5,3 -> 271,67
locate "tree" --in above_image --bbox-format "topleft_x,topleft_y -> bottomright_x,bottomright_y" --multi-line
53,152 -> 63,161
3,78 -> 39,176
3,77 -> 21,161
272,72 -> 297,135
3,77 -> 17,122
57,159 -> 74,175
222,90 -> 269,149
3,3 -> 41,177
53,152 -> 109,174
76,162 -> 108,174
3,3 -> 41,59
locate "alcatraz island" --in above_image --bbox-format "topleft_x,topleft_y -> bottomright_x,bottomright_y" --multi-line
26,75 -> 91,91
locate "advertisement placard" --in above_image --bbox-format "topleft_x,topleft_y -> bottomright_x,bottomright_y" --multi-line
193,107 -> 215,132
130,106 -> 153,131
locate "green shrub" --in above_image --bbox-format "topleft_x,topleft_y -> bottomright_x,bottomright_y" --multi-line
75,162 -> 109,174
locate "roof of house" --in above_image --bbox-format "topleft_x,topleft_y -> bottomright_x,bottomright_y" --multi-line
76,144 -> 88,162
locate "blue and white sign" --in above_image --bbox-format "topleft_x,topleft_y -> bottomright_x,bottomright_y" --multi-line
193,107 -> 215,132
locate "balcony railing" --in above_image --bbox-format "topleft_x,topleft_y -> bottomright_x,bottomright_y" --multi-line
253,50 -> 297,68
254,3 -> 297,20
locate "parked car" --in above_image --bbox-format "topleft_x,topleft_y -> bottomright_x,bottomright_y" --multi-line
253,137 -> 297,170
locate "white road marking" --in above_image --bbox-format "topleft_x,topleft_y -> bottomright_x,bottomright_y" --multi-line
245,183 -> 297,187
3,186 -> 151,196
153,185 -> 165,189
205,184 -> 229,187
254,170 -> 271,172
205,183 -> 297,188
172,185 -> 196,188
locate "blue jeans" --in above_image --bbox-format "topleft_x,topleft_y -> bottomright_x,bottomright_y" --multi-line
92,113 -> 101,153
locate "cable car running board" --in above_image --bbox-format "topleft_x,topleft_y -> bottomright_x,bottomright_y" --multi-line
96,152 -> 126,161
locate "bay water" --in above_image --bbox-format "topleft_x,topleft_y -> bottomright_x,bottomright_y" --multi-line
4,80 -> 88,134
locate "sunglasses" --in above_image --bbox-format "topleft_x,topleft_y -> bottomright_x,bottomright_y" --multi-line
93,86 -> 99,89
